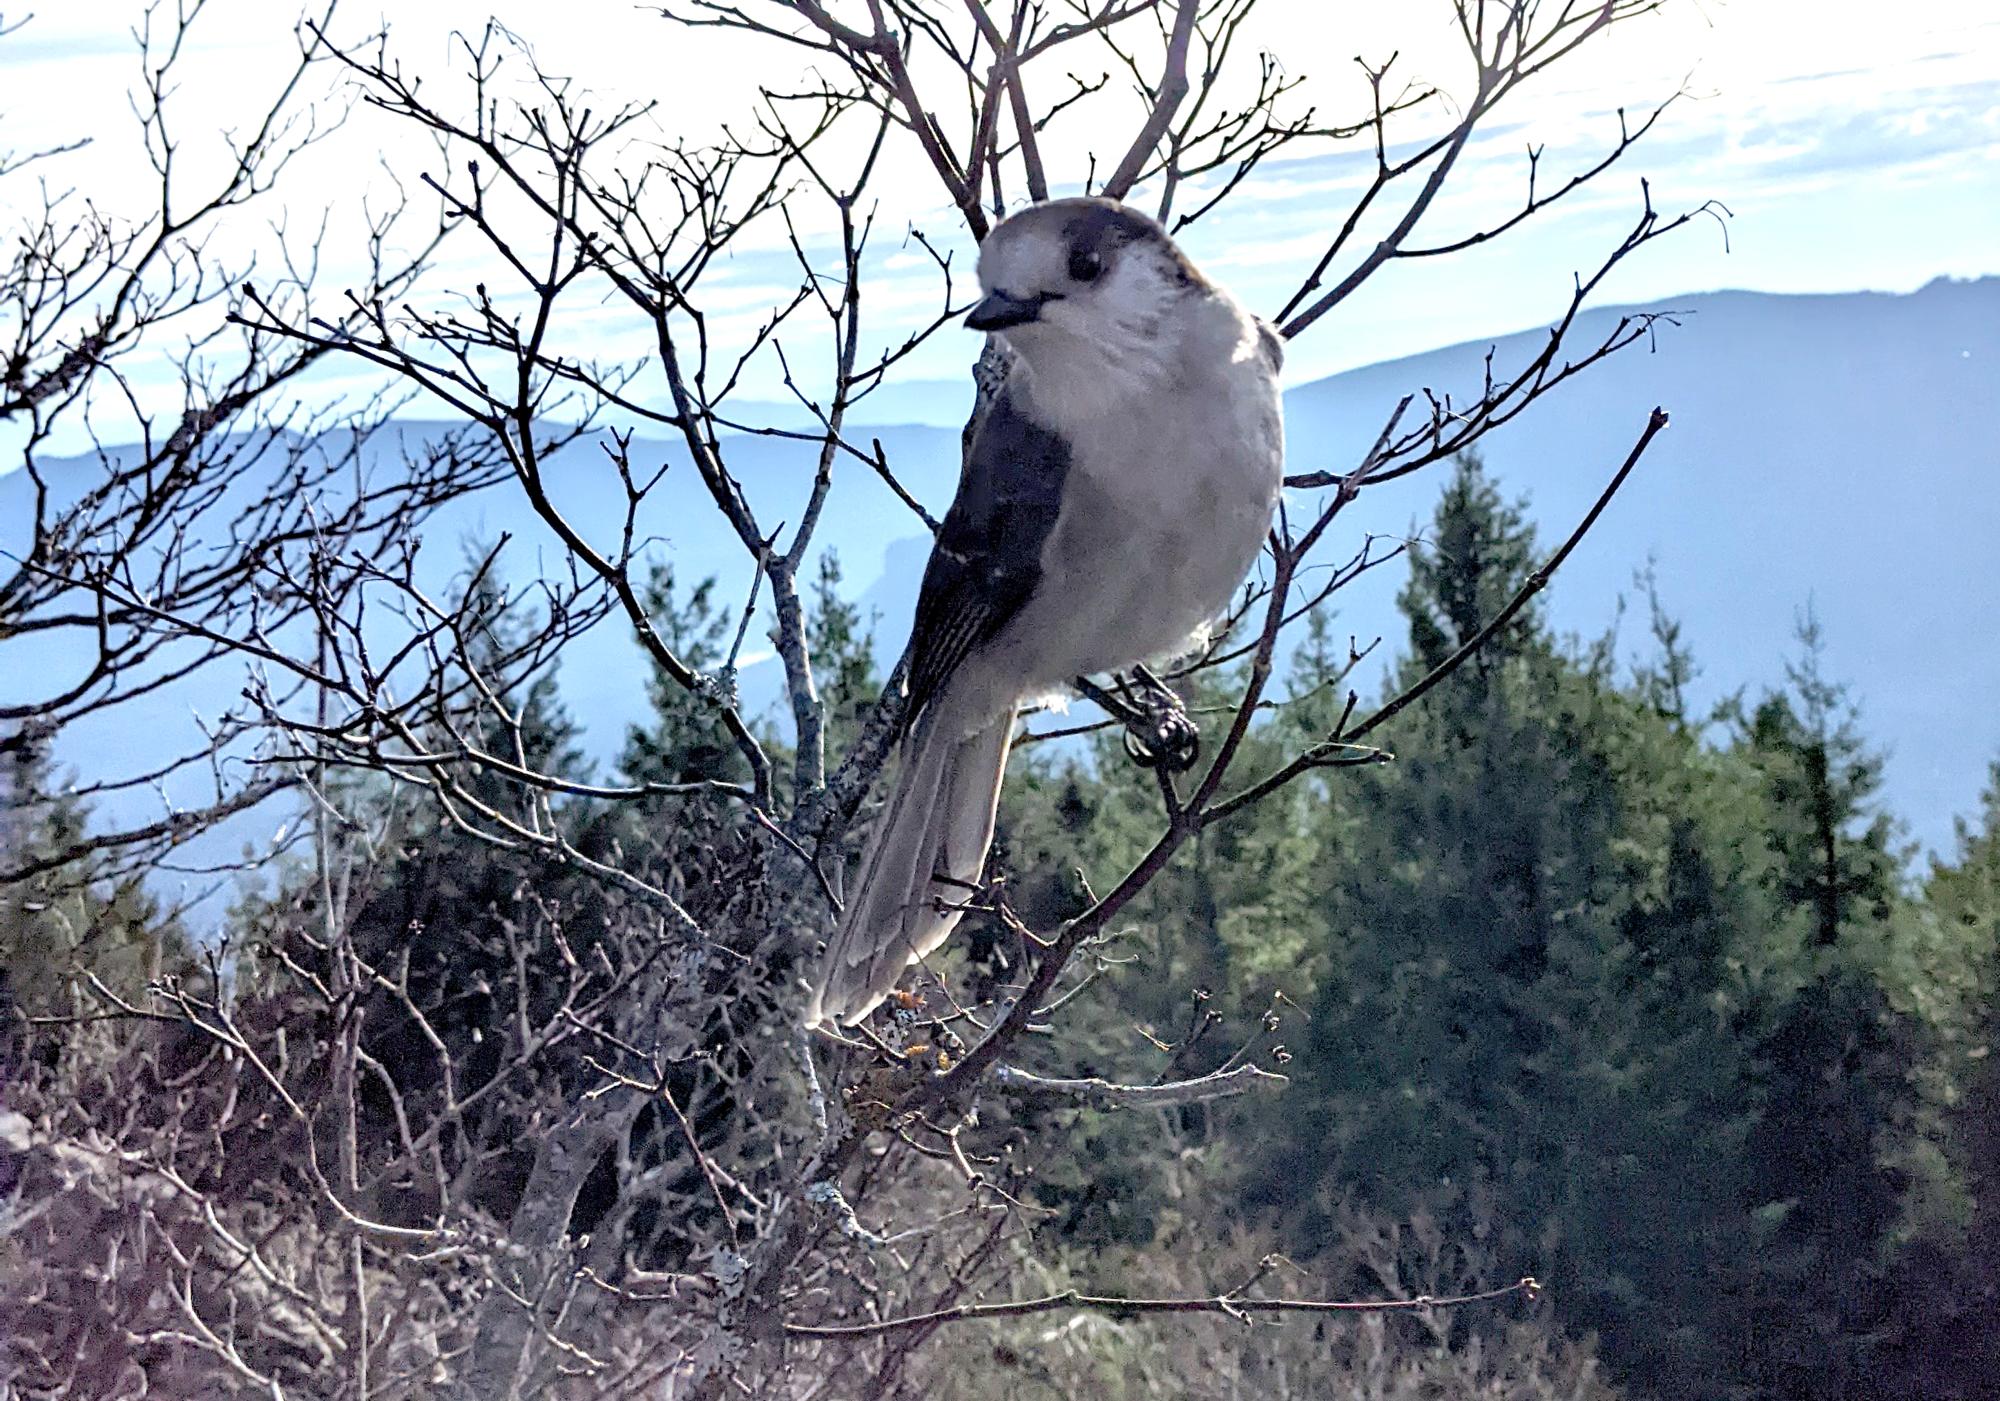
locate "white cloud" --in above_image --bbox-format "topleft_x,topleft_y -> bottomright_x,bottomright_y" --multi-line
3,0 -> 1995,457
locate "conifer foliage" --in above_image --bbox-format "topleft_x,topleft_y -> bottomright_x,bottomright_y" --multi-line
989,457 -> 1995,1399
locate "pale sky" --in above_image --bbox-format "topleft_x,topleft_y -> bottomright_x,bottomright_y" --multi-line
2,0 -> 1996,449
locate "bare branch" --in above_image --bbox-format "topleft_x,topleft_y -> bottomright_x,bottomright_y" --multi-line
786,1273 -> 1543,1338
990,1060 -> 1287,1108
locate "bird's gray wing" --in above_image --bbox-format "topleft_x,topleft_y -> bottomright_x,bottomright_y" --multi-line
903,382 -> 1070,728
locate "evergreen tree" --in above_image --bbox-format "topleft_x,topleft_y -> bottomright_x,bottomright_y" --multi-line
619,562 -> 747,790
1875,761 -> 2000,1395
1726,615 -> 1918,1400
1737,611 -> 1898,950
1254,457 -> 1759,1394
1,732 -> 185,1036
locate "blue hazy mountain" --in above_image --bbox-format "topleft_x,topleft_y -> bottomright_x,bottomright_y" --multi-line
5,276 -> 1994,924
863,276 -> 2000,862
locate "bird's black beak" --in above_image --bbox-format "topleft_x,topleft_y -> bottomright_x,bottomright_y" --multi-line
965,291 -> 1045,331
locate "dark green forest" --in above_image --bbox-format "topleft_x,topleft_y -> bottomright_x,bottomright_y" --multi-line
7,457 -> 1997,1398
955,458 -> 2000,1398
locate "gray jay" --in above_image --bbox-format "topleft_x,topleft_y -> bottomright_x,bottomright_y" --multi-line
807,196 -> 1285,1027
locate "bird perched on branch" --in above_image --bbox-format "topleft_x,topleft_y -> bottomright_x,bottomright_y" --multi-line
807,196 -> 1285,1027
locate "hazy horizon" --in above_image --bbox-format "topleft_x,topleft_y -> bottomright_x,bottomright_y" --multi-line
2,1 -> 1995,460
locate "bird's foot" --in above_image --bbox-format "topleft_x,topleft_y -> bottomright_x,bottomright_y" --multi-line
1076,667 -> 1201,772
1125,665 -> 1201,772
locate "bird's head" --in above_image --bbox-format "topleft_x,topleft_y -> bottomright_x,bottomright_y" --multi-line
967,198 -> 1208,374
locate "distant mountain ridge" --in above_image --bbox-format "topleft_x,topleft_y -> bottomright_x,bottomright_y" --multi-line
6,276 -> 1994,922
865,276 -> 2000,852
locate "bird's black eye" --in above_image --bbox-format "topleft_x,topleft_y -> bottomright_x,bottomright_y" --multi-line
1068,248 -> 1103,284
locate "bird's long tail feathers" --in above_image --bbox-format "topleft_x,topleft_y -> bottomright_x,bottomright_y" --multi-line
808,708 -> 1014,1027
